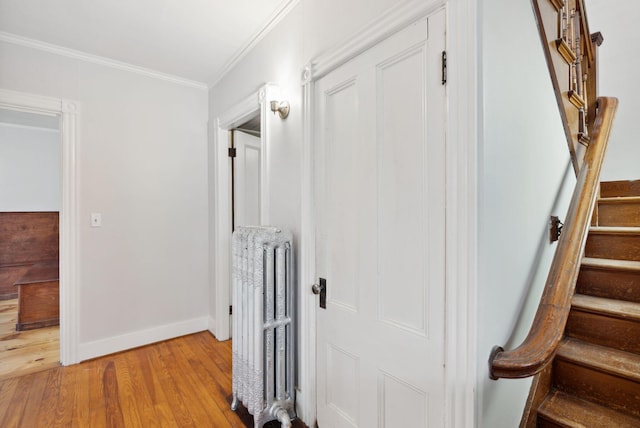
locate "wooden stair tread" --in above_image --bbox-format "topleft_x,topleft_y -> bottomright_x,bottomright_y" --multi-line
581,257 -> 640,272
599,196 -> 640,204
557,337 -> 640,383
588,226 -> 640,234
538,390 -> 640,427
572,294 -> 640,321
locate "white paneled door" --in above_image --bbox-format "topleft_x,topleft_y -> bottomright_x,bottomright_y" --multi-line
314,10 -> 446,427
233,130 -> 261,228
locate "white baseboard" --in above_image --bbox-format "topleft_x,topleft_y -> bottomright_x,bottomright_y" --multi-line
208,316 -> 216,336
77,316 -> 209,362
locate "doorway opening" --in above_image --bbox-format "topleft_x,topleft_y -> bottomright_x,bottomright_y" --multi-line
231,114 -> 262,231
212,83 -> 279,341
228,114 -> 262,330
0,88 -> 81,368
0,108 -> 61,379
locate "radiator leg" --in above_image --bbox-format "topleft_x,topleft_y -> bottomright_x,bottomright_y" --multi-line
231,395 -> 239,411
276,407 -> 292,428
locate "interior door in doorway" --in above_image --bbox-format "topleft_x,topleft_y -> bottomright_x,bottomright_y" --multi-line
314,10 -> 447,427
233,130 -> 261,229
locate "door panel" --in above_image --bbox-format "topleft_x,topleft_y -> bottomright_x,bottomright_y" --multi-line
324,80 -> 360,312
377,45 -> 430,336
326,344 -> 360,425
234,130 -> 261,228
315,10 -> 446,428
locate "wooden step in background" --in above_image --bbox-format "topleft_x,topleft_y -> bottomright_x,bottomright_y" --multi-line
598,197 -> 640,226
577,258 -> 640,303
600,180 -> 640,198
585,227 -> 640,261
597,180 -> 640,228
537,391 -> 640,428
553,338 -> 640,418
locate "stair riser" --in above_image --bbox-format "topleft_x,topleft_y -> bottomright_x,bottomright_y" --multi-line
601,180 -> 640,198
585,234 -> 640,261
577,267 -> 640,303
566,310 -> 640,354
536,418 -> 565,428
598,202 -> 640,227
554,360 -> 640,418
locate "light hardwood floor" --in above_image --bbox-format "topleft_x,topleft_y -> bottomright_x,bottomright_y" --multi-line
0,331 -> 307,427
0,298 -> 60,381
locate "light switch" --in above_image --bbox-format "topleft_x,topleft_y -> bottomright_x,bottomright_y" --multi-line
91,213 -> 102,227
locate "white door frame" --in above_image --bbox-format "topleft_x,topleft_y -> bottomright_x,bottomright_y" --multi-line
299,0 -> 478,425
211,83 -> 281,340
0,88 -> 80,365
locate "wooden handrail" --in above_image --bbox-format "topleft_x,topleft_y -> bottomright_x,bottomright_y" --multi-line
489,96 -> 618,380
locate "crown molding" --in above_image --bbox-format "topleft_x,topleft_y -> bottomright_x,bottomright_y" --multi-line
208,0 -> 300,88
0,31 -> 208,90
308,0 -> 444,82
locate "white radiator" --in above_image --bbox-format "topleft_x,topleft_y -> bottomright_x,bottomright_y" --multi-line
231,226 -> 296,428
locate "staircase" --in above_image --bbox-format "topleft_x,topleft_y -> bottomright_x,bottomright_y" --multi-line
526,180 -> 640,427
486,0 -> 635,425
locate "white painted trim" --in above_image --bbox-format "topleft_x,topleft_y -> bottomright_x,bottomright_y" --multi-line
59,99 -> 80,365
309,0 -> 445,81
208,316 -> 216,336
299,0 -> 478,425
212,83 -> 282,340
0,32 -> 208,90
213,120 -> 239,343
209,0 -> 301,88
77,317 -> 209,362
218,92 -> 262,128
299,63 -> 316,426
0,89 -> 64,113
444,1 -> 478,427
0,122 -> 60,132
0,88 -> 80,365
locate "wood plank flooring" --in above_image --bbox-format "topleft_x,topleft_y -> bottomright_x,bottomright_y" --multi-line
0,298 -> 60,380
0,331 -> 307,427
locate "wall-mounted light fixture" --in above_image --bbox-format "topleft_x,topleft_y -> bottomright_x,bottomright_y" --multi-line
270,100 -> 290,119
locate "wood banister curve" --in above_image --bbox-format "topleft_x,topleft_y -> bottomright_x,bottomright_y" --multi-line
489,96 -> 618,380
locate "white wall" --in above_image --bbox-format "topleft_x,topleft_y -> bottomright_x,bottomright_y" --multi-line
0,122 -> 60,211
586,0 -> 640,181
0,40 -> 209,358
478,0 -> 576,426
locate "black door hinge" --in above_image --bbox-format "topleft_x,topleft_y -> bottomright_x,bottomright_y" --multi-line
229,305 -> 233,315
228,147 -> 236,158
441,51 -> 447,85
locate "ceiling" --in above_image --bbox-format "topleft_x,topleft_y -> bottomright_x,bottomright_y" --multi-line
0,0 -> 294,87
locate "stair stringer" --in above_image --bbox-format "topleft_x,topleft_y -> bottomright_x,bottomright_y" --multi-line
520,363 -> 553,428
